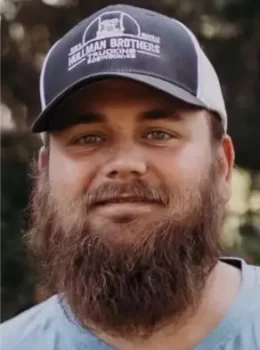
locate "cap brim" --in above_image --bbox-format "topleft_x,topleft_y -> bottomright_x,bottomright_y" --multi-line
32,72 -> 206,133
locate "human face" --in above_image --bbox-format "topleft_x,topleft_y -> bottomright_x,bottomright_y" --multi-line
47,80 -> 222,234
30,79 -> 234,337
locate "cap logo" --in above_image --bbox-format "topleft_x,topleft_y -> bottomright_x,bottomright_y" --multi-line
68,11 -> 161,71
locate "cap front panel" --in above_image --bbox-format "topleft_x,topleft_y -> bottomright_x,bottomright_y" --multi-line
43,5 -> 198,107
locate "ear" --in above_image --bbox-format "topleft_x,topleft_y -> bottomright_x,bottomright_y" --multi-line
38,146 -> 49,172
217,135 -> 235,202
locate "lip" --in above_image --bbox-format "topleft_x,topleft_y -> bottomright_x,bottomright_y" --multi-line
90,200 -> 159,219
93,197 -> 158,206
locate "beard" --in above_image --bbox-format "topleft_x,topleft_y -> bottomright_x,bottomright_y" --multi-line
26,159 -> 225,339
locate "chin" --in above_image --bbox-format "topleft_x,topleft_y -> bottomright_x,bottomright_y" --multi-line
87,214 -> 154,247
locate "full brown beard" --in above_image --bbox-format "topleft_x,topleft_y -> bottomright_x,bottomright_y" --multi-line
26,159 -> 224,339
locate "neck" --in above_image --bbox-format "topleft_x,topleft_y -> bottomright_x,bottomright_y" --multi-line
96,261 -> 241,350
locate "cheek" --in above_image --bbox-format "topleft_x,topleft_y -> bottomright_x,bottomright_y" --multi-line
154,144 -> 211,185
48,151 -> 97,197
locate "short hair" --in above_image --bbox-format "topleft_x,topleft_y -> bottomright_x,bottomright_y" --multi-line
208,111 -> 225,143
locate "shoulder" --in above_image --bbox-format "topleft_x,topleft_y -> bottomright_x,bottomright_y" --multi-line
0,295 -> 110,350
246,263 -> 260,315
234,260 -> 260,311
244,262 -> 260,296
0,295 -> 61,350
236,262 -> 260,348
221,258 -> 260,323
251,263 -> 260,282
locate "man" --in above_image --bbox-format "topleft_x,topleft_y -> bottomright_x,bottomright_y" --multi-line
1,4 -> 259,350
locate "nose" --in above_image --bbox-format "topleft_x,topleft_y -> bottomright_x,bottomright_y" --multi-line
101,148 -> 147,180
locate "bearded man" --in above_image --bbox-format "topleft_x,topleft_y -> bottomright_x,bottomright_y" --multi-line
1,4 -> 259,350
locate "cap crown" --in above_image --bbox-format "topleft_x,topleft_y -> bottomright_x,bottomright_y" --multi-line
38,4 -> 227,133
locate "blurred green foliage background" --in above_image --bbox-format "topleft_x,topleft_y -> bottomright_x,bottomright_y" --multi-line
1,0 -> 260,322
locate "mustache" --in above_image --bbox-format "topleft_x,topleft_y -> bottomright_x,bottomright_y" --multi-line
82,180 -> 170,208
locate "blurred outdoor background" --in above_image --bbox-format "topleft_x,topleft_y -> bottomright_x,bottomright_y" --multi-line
1,0 -> 260,322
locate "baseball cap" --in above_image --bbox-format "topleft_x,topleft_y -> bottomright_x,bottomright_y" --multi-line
32,4 -> 227,133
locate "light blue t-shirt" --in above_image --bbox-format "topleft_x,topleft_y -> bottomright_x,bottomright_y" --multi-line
1,258 -> 260,350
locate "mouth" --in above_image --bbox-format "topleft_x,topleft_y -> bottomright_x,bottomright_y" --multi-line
94,197 -> 159,206
89,196 -> 163,219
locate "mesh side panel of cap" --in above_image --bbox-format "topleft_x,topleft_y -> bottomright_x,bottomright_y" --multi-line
196,48 -> 227,132
174,19 -> 227,132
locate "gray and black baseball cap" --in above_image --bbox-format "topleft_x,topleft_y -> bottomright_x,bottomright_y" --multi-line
32,4 -> 227,134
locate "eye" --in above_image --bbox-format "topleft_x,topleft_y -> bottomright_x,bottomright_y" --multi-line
72,134 -> 105,145
145,130 -> 173,140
